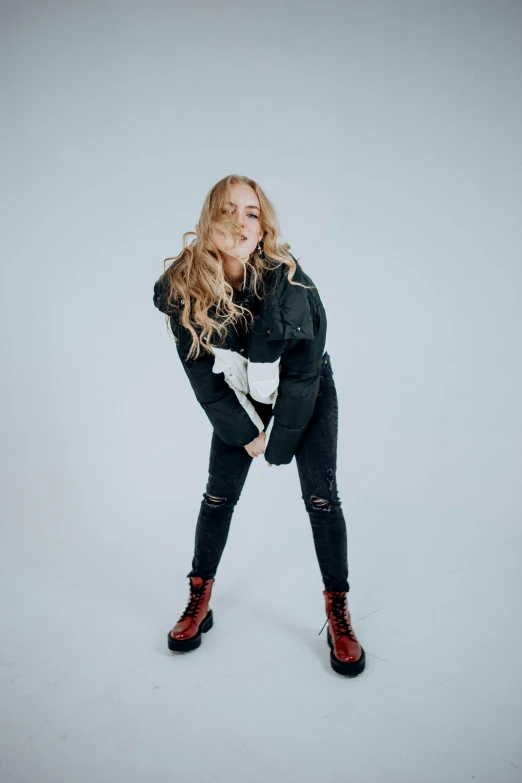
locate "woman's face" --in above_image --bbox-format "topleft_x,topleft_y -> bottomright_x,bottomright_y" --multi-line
212,183 -> 264,261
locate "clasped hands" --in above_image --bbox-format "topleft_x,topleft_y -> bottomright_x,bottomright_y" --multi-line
244,431 -> 273,466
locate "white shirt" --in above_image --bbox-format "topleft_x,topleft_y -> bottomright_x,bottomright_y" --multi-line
210,346 -> 281,435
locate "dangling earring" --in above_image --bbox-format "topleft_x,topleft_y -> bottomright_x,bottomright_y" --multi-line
257,240 -> 263,257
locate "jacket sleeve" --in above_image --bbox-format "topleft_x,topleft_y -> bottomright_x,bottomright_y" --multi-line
263,295 -> 327,466
153,279 -> 261,447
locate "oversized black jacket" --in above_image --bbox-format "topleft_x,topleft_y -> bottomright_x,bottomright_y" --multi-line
153,255 -> 327,465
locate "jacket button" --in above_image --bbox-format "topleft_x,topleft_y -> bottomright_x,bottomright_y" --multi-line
240,348 -> 244,352
267,329 -> 271,334
297,326 -> 301,330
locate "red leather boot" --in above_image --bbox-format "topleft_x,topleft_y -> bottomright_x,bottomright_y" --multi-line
319,590 -> 366,675
167,576 -> 215,652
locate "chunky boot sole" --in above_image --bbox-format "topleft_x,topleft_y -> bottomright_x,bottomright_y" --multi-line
167,609 -> 214,652
327,628 -> 366,676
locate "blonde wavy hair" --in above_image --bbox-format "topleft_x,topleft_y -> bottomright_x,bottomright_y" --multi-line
156,174 -> 315,361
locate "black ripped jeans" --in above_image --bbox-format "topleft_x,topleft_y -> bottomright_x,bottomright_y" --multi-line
187,350 -> 350,592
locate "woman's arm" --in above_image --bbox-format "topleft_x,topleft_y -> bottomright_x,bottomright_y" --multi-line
174,333 -> 261,447
153,278 -> 261,447
263,303 -> 327,466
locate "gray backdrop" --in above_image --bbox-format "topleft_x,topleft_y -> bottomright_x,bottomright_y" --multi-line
1,1 -> 521,781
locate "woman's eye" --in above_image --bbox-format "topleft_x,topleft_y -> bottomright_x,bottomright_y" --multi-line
220,208 -> 258,218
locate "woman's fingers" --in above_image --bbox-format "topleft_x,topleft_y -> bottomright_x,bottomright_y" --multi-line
244,448 -> 274,464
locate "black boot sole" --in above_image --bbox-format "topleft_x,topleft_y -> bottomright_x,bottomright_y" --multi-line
327,628 -> 366,675
167,610 -> 214,652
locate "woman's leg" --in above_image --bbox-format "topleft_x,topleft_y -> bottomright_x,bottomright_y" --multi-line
186,423 -> 259,580
294,351 -> 350,593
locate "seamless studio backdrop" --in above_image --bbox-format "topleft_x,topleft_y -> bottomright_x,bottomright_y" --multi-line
1,1 -> 521,782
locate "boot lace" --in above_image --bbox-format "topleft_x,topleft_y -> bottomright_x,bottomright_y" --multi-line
318,591 -> 357,640
180,581 -> 209,620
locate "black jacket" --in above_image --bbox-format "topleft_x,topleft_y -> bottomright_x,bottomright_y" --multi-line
153,256 -> 327,465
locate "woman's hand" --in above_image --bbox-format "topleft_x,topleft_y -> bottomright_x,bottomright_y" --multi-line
244,431 -> 266,458
244,431 -> 274,466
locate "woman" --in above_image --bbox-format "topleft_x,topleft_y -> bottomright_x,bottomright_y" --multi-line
153,174 -> 365,676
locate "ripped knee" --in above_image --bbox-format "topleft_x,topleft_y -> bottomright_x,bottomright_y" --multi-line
310,495 -> 331,512
203,492 -> 227,507
308,467 -> 337,512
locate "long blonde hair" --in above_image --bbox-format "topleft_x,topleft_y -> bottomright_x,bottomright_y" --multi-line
156,173 -> 314,360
